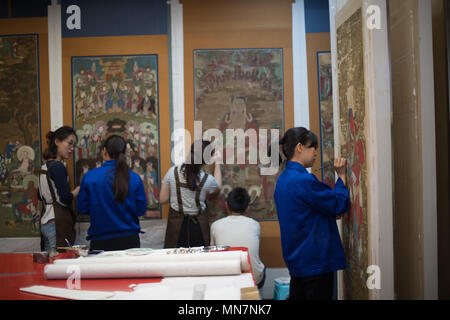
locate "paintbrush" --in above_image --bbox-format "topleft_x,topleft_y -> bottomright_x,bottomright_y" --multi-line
313,157 -> 349,172
313,163 -> 334,172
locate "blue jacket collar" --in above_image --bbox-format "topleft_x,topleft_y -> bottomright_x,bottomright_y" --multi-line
102,160 -> 117,167
286,161 -> 307,173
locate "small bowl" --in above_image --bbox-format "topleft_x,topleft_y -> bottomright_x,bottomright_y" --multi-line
71,245 -> 89,257
33,252 -> 49,264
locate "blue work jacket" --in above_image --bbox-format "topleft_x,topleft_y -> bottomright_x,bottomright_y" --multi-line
77,160 -> 148,241
274,161 -> 350,278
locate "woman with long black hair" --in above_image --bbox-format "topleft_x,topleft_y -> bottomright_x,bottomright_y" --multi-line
274,127 -> 350,300
77,135 -> 147,251
159,140 -> 222,248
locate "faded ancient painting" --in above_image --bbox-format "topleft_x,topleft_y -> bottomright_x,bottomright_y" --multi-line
317,51 -> 335,188
72,55 -> 160,218
336,8 -> 369,299
194,49 -> 284,221
0,35 -> 41,237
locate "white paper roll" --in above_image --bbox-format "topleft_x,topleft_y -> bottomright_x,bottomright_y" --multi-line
53,250 -> 251,272
240,251 -> 250,272
44,260 -> 241,280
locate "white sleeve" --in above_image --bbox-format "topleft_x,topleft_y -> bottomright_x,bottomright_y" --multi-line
204,175 -> 219,194
210,223 -> 216,245
162,167 -> 173,186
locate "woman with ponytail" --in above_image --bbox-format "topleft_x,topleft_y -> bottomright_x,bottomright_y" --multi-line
159,140 -> 222,248
77,135 -> 147,251
39,126 -> 79,255
274,127 -> 350,300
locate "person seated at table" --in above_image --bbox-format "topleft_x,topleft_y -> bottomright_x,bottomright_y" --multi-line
210,187 -> 266,288
77,135 -> 147,251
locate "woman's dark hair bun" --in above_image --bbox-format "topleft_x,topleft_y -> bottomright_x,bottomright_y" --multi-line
45,131 -> 55,142
43,126 -> 76,160
279,127 -> 318,161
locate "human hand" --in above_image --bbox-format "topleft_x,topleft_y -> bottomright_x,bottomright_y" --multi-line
334,158 -> 347,177
71,186 -> 80,198
213,151 -> 223,165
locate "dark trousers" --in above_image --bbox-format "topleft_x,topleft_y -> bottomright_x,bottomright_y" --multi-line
257,268 -> 267,289
177,215 -> 205,247
90,234 -> 140,251
288,272 -> 334,300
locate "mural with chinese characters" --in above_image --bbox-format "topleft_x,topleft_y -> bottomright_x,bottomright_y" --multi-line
194,49 -> 284,221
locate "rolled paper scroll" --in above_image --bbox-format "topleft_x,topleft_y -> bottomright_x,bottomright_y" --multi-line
53,250 -> 251,273
44,260 -> 241,280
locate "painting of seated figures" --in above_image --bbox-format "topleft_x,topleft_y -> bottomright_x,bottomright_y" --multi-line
0,35 -> 41,237
72,55 -> 161,219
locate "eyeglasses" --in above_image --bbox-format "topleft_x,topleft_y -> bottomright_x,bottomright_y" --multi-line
65,140 -> 76,149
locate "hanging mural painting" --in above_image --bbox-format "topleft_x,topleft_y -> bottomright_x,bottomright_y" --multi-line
0,35 -> 41,237
317,51 -> 335,188
72,54 -> 160,218
336,8 -> 369,299
194,48 -> 284,221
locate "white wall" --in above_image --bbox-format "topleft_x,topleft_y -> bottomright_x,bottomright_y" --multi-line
170,0 -> 186,166
48,0 -> 63,130
292,0 -> 310,129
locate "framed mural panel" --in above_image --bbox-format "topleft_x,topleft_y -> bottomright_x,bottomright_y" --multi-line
0,34 -> 41,237
194,48 -> 284,222
71,54 -> 161,219
317,51 -> 335,188
336,8 -> 369,299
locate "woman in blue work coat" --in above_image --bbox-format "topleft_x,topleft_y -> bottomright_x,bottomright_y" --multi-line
77,135 -> 147,251
274,127 -> 350,300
